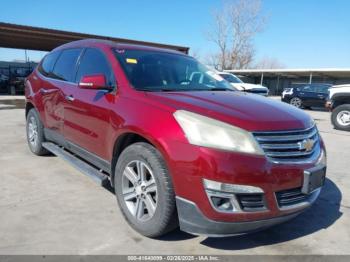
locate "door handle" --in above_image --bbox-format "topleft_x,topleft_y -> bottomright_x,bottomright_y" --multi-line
40,88 -> 50,95
65,95 -> 75,102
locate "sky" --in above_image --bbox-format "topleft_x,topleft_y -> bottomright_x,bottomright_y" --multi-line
0,0 -> 349,68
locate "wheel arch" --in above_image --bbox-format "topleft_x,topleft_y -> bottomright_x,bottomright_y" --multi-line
25,101 -> 35,118
332,93 -> 350,109
110,131 -> 170,187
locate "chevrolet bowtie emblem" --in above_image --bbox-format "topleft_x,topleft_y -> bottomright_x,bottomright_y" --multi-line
298,139 -> 315,152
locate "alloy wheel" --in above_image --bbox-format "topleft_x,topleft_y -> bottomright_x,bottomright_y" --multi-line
122,160 -> 158,222
290,97 -> 302,108
336,110 -> 350,126
28,116 -> 38,147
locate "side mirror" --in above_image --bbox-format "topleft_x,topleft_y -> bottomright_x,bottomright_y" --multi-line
78,74 -> 111,90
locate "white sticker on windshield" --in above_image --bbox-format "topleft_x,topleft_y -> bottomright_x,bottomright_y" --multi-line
206,71 -> 224,81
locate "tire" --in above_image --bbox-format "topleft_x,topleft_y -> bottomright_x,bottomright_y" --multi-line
290,97 -> 302,108
331,104 -> 350,131
26,108 -> 49,155
114,142 -> 178,237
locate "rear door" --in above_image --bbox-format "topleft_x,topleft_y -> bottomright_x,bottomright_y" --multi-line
63,47 -> 116,162
298,85 -> 316,106
314,85 -> 329,107
47,48 -> 83,138
36,51 -> 63,131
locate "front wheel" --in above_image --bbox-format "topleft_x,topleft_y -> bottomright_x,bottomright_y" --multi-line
290,97 -> 302,108
114,142 -> 178,237
331,104 -> 350,131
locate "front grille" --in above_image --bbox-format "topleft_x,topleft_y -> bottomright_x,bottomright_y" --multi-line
253,125 -> 319,163
276,187 -> 308,208
236,193 -> 266,211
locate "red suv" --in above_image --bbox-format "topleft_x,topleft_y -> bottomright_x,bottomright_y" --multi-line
25,39 -> 327,237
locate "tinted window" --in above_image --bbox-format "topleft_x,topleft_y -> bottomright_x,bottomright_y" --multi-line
301,85 -> 316,92
315,85 -> 330,93
114,49 -> 234,91
219,73 -> 243,83
39,51 -> 60,76
52,49 -> 82,82
76,48 -> 114,85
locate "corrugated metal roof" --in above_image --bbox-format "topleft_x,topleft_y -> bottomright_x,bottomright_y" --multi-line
0,22 -> 189,53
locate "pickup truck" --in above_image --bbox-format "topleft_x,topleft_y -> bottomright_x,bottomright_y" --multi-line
326,84 -> 350,131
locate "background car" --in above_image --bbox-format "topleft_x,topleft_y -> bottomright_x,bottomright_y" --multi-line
282,83 -> 332,109
218,72 -> 269,96
327,84 -> 350,131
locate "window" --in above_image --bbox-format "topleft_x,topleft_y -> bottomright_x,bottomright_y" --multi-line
219,73 -> 243,84
114,49 -> 234,91
301,85 -> 316,92
39,51 -> 60,76
315,85 -> 331,94
75,48 -> 114,86
52,48 -> 82,82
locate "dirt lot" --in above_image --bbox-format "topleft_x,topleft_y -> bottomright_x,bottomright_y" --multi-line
0,96 -> 349,255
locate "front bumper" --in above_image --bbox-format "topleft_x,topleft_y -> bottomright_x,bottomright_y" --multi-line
176,193 -> 319,236
325,100 -> 333,111
164,137 -> 326,236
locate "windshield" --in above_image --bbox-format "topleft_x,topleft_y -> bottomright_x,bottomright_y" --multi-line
219,73 -> 243,83
114,49 -> 235,91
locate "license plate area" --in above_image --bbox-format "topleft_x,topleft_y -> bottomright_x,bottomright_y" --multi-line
302,165 -> 326,194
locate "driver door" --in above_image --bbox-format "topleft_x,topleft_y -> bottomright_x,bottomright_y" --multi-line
63,48 -> 116,161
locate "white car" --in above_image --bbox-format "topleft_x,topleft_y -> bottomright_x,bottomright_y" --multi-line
327,84 -> 350,131
218,72 -> 269,96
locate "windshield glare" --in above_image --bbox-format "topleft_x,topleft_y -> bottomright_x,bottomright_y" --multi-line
219,73 -> 243,84
114,49 -> 235,91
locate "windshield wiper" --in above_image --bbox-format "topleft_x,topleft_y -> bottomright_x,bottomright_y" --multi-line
208,87 -> 235,91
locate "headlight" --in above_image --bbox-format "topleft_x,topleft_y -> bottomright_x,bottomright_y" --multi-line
173,110 -> 264,155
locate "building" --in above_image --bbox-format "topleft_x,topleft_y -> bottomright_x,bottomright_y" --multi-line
225,68 -> 350,95
0,61 -> 38,94
0,22 -> 189,94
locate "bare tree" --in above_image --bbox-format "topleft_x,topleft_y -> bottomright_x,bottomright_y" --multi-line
207,0 -> 266,70
206,9 -> 230,70
189,48 -> 201,61
255,56 -> 285,69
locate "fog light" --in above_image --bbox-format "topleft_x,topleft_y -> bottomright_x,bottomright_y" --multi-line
206,190 -> 239,212
210,196 -> 233,211
203,179 -> 263,194
203,179 -> 265,213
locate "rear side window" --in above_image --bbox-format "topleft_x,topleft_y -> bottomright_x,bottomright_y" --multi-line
301,85 -> 316,92
75,48 -> 114,86
315,85 -> 330,93
39,51 -> 60,76
52,48 -> 82,82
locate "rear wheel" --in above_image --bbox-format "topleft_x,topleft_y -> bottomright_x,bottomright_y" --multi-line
290,97 -> 302,108
331,104 -> 350,131
114,142 -> 178,237
26,108 -> 49,155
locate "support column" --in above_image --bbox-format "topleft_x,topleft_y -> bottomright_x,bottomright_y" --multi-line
309,72 -> 313,84
276,75 -> 280,95
260,72 -> 264,85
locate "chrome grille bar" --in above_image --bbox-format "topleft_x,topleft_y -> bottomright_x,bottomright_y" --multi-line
253,125 -> 320,163
255,128 -> 318,142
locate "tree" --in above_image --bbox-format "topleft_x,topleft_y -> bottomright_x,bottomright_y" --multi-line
255,56 -> 285,69
207,0 -> 266,70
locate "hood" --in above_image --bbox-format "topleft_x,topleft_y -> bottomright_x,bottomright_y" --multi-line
231,83 -> 268,91
331,84 -> 350,89
329,85 -> 350,98
145,91 -> 312,131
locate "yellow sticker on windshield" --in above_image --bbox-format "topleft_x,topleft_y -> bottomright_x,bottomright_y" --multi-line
126,58 -> 137,64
